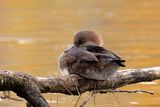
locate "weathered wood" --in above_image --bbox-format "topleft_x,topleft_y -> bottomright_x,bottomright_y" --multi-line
0,71 -> 49,107
0,67 -> 160,107
37,67 -> 160,95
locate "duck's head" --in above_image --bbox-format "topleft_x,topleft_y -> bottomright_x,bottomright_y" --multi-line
74,31 -> 103,47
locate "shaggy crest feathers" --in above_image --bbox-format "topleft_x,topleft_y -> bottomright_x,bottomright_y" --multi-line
74,31 -> 103,46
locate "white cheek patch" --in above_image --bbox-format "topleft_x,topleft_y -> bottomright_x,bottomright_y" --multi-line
60,68 -> 69,75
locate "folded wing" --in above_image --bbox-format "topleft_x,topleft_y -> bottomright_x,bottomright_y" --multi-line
84,45 -> 126,67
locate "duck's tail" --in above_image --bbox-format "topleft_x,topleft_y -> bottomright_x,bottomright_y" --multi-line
116,60 -> 126,67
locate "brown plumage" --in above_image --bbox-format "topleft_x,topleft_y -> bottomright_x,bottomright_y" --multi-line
74,31 -> 103,46
58,31 -> 125,80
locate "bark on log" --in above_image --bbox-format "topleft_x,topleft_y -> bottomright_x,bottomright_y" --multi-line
0,71 -> 49,107
0,67 -> 160,107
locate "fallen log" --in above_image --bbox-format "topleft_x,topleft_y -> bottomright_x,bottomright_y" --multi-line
0,66 -> 160,107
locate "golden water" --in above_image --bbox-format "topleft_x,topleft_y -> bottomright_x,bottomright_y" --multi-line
0,0 -> 160,107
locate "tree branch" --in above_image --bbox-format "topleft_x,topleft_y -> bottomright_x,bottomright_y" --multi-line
0,67 -> 159,107
0,71 -> 49,107
37,67 -> 160,94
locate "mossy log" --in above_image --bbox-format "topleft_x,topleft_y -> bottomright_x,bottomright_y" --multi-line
0,67 -> 160,107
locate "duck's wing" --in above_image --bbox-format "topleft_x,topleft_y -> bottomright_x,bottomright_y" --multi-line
59,47 -> 98,70
85,45 -> 126,67
70,47 -> 98,62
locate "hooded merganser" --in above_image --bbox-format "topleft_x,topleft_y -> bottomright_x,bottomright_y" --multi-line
58,31 -> 125,80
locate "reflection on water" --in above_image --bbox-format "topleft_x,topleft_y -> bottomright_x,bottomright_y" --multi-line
0,0 -> 160,107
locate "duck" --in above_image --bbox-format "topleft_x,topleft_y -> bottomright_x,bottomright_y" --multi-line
58,31 -> 125,80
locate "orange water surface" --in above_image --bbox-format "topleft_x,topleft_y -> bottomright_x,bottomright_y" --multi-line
0,0 -> 160,107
